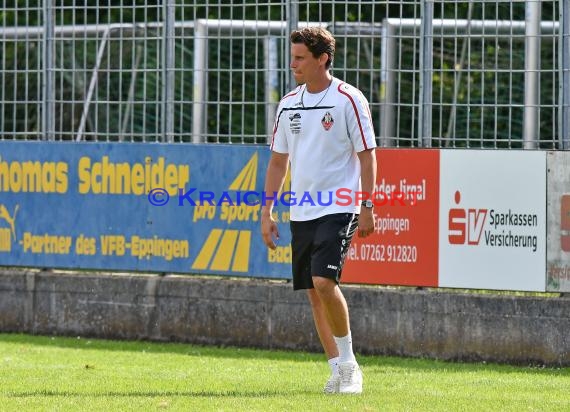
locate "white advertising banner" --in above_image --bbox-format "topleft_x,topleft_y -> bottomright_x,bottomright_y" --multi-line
439,150 -> 546,291
546,151 -> 570,292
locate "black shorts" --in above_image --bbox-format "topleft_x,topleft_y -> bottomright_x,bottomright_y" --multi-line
290,213 -> 358,290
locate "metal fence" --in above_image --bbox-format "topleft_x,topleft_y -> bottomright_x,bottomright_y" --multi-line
1,1 -> 569,148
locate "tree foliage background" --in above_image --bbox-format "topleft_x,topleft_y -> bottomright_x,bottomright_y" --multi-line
0,1 -> 561,146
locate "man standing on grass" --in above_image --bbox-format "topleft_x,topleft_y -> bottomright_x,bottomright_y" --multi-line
261,27 -> 377,394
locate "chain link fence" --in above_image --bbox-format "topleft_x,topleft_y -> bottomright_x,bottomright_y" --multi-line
1,1 -> 569,148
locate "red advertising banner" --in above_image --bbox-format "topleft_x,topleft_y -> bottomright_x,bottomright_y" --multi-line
343,149 -> 440,286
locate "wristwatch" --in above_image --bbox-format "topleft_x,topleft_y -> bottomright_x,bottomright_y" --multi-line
361,199 -> 374,209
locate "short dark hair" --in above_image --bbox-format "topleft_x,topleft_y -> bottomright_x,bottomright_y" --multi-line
290,27 -> 335,69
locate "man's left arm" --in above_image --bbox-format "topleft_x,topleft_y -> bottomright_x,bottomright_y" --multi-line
357,148 -> 377,237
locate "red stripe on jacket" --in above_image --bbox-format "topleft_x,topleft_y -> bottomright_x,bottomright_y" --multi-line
337,82 -> 369,150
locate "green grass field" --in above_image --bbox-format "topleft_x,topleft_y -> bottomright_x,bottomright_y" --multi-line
1,333 -> 569,412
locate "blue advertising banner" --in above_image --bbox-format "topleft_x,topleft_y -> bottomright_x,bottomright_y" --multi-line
0,141 -> 292,279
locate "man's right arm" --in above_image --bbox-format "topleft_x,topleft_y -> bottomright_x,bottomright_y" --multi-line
261,152 -> 289,249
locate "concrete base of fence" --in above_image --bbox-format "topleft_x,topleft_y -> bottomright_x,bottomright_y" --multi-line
1,269 -> 569,365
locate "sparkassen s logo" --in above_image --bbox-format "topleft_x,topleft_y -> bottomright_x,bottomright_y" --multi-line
448,190 -> 488,245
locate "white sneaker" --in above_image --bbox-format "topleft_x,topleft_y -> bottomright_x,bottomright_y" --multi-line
338,361 -> 363,394
323,372 -> 340,394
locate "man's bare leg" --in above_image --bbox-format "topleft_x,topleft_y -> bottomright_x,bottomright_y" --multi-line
311,276 -> 362,394
307,288 -> 339,359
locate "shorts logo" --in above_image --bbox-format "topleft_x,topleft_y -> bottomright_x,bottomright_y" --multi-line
327,264 -> 338,270
321,112 -> 334,131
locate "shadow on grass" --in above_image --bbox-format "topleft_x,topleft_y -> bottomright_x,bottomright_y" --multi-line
1,332 -> 569,377
0,332 -> 321,363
